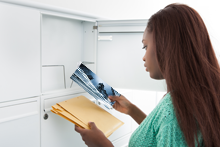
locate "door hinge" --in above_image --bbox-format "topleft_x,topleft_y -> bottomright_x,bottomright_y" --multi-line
93,26 -> 98,30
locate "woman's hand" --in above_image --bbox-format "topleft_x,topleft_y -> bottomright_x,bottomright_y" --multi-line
75,122 -> 114,147
109,95 -> 147,124
108,95 -> 133,115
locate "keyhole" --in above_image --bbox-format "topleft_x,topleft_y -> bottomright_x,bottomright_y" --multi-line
44,113 -> 49,120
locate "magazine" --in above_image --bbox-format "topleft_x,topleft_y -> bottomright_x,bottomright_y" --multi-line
70,62 -> 120,109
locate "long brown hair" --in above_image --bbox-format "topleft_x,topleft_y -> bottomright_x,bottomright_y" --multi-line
147,3 -> 220,147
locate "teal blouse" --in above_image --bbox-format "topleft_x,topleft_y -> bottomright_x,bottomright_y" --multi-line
128,93 -> 203,147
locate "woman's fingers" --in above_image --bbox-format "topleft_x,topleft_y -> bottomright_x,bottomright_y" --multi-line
88,122 -> 97,130
75,125 -> 84,134
109,95 -> 122,102
108,95 -> 117,101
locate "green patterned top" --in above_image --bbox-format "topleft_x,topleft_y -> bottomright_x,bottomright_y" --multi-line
128,92 -> 203,147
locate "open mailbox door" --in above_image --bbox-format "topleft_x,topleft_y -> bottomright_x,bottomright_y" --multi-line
96,20 -> 167,91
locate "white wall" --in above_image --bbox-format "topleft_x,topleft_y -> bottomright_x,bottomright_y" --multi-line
29,0 -> 220,59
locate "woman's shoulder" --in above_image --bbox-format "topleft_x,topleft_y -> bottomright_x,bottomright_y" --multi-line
155,92 -> 174,115
152,92 -> 177,130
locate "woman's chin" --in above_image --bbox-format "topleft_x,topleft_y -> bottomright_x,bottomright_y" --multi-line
145,67 -> 148,72
150,73 -> 164,80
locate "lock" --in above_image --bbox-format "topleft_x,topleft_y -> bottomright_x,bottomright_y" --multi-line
43,113 -> 49,120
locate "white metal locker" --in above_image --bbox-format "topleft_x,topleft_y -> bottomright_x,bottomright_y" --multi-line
0,1 -> 167,147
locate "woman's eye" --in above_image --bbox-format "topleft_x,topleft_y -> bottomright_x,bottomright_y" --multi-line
142,45 -> 147,50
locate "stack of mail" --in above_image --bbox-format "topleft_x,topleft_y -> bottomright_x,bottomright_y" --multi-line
51,95 -> 124,137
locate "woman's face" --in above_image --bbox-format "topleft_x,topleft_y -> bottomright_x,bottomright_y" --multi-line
142,29 -> 164,80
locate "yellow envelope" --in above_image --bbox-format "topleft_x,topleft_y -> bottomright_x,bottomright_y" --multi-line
51,95 -> 124,137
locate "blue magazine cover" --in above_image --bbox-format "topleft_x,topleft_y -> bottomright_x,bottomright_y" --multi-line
70,63 -> 120,109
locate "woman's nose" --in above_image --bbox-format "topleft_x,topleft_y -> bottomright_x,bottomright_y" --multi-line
143,56 -> 145,61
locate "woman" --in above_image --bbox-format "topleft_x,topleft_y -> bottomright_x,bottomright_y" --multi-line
75,3 -> 220,147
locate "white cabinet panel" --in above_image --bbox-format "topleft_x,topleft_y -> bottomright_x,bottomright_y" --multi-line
0,97 -> 40,147
0,2 -> 41,102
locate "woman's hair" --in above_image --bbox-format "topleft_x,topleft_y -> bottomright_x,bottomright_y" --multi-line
147,3 -> 220,147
